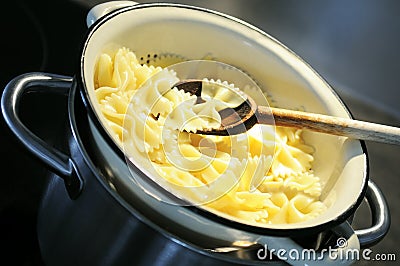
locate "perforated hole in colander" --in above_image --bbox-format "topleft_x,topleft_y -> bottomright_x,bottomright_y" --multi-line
137,52 -> 188,68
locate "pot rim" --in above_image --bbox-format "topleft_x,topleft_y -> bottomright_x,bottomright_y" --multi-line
76,2 -> 369,237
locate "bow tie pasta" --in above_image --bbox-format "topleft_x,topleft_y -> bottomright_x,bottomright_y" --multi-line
94,47 -> 327,225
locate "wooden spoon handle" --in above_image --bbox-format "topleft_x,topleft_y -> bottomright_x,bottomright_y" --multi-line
257,106 -> 400,145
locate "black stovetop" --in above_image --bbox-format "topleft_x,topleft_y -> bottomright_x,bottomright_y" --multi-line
0,1 -> 88,264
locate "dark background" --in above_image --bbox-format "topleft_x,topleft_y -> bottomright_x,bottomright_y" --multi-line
1,0 -> 399,265
0,0 -> 87,265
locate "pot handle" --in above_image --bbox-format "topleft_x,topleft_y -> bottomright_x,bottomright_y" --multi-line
1,72 -> 83,199
86,1 -> 138,27
355,180 -> 390,248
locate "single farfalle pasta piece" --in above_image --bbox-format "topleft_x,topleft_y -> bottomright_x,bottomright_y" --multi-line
129,68 -> 179,116
283,172 -> 322,197
268,127 -> 314,178
201,78 -> 244,108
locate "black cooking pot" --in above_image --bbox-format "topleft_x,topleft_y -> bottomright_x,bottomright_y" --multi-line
1,2 -> 390,265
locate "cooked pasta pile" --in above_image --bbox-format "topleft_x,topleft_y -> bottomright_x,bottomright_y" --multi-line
94,47 -> 327,225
